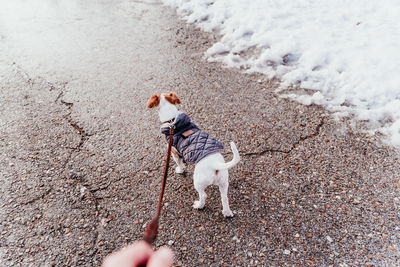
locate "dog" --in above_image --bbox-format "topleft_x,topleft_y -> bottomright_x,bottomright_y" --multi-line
147,92 -> 240,217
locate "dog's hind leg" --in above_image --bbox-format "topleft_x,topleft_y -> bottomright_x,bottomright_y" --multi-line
193,172 -> 207,209
217,170 -> 233,217
193,183 -> 207,209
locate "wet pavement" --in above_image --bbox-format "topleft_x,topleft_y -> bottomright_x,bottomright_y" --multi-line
1,0 -> 400,266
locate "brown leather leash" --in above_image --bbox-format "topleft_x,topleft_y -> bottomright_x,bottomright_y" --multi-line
142,126 -> 174,245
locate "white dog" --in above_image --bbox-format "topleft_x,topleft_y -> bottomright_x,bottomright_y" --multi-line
147,92 -> 240,217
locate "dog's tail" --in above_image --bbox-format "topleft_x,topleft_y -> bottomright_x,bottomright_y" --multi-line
213,142 -> 240,170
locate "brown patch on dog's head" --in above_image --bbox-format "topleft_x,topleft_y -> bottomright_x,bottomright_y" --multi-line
147,94 -> 161,108
164,92 -> 181,105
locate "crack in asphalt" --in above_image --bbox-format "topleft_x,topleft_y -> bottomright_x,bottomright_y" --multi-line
22,187 -> 52,205
53,84 -> 104,261
89,174 -> 129,194
241,116 -> 326,157
7,64 -> 102,263
17,65 -> 102,261
60,99 -> 93,150
12,63 -> 92,151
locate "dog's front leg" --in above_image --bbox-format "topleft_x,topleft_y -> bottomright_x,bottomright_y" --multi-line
171,147 -> 185,174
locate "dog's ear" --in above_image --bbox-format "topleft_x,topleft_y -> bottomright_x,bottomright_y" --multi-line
165,92 -> 181,105
147,94 -> 160,108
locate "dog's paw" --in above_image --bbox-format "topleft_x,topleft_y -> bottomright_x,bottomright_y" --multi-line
175,166 -> 184,174
222,209 -> 234,218
193,201 -> 205,209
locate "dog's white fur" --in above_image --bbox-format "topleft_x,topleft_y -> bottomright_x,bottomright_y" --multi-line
148,93 -> 240,217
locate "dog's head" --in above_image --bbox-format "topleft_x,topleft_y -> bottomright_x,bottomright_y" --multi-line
147,92 -> 181,123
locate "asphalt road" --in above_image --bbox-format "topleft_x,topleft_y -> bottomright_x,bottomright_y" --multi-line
1,0 -> 400,266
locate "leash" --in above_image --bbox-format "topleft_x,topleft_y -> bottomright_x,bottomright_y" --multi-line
142,125 -> 175,245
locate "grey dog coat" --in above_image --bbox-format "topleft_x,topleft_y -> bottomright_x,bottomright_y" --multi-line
161,112 -> 224,164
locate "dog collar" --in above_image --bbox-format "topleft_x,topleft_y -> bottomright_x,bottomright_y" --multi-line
162,117 -> 175,124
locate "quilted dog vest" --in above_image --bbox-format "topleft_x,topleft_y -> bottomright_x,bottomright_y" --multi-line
161,112 -> 224,164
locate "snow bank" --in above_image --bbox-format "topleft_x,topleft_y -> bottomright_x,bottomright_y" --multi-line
163,0 -> 400,146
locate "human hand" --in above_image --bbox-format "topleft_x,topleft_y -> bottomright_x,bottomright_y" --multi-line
102,241 -> 174,267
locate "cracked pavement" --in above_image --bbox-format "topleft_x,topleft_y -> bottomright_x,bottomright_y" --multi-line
1,0 -> 400,266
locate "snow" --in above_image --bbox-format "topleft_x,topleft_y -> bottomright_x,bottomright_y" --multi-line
163,0 -> 400,147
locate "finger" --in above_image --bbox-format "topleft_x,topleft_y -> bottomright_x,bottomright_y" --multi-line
147,247 -> 174,267
102,241 -> 154,267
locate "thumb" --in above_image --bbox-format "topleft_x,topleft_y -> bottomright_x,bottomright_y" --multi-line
147,247 -> 174,267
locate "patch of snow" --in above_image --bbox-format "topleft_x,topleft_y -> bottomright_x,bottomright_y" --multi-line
163,0 -> 400,147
